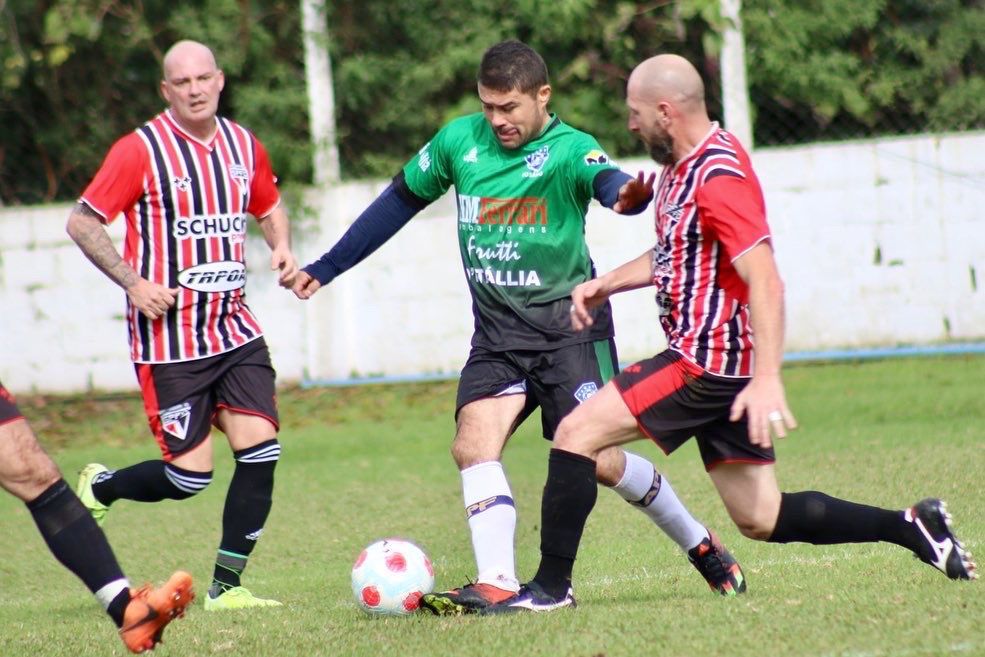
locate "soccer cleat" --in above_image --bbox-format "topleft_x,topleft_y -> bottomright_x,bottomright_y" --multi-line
76,463 -> 110,527
418,581 -> 517,616
203,585 -> 283,611
687,531 -> 747,596
119,570 -> 194,654
480,580 -> 576,614
904,498 -> 977,580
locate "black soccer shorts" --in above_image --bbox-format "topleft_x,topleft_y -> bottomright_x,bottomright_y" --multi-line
134,337 -> 279,461
0,380 -> 24,426
612,349 -> 775,470
456,338 -> 619,440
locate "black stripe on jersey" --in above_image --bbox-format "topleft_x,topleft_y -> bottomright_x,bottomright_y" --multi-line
722,314 -> 742,376
140,125 -> 182,361
703,168 -> 743,183
135,196 -> 153,360
175,136 -> 210,357
218,118 -> 250,210
210,149 -> 229,213
229,305 -> 256,342
694,253 -> 722,367
216,296 -> 234,351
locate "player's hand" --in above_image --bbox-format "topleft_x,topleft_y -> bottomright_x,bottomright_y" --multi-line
612,171 -> 656,214
729,374 -> 798,448
126,279 -> 179,320
271,246 -> 299,289
569,279 -> 610,331
291,270 -> 322,300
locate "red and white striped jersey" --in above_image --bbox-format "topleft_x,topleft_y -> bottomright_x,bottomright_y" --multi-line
81,110 -> 281,363
650,123 -> 770,377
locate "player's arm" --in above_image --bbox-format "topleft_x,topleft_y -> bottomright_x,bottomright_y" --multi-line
593,169 -> 655,215
66,203 -> 178,320
293,172 -> 428,299
256,205 -> 299,289
570,249 -> 654,330
729,243 -> 796,447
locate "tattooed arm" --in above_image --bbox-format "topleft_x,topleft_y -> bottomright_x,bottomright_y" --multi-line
66,202 -> 178,320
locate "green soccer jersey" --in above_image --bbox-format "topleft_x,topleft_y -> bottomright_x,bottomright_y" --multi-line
402,113 -> 619,351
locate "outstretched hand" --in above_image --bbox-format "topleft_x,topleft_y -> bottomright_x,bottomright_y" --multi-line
291,270 -> 322,300
612,171 -> 656,214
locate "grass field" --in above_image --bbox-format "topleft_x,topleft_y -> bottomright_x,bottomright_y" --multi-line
0,354 -> 982,657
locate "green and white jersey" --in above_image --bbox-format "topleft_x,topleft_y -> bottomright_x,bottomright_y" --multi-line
402,113 -> 619,351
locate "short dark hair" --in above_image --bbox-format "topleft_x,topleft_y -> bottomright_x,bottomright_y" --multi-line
478,40 -> 549,95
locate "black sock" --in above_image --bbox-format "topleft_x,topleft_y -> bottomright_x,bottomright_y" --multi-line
93,460 -> 211,505
769,491 -> 916,550
27,480 -> 130,625
107,589 -> 132,628
533,449 -> 598,599
212,439 -> 280,593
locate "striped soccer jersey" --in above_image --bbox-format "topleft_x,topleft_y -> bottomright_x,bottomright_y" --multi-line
650,123 -> 770,377
81,110 -> 280,363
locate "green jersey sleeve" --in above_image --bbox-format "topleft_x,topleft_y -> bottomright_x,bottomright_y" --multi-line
401,122 -> 456,202
566,133 -> 620,204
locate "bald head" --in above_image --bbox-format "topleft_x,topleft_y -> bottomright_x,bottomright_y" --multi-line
162,40 -> 218,80
627,54 -> 705,114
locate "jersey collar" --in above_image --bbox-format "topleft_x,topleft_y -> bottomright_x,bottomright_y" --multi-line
162,110 -> 220,149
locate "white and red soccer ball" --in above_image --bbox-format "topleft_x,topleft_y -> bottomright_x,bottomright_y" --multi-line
351,538 -> 434,615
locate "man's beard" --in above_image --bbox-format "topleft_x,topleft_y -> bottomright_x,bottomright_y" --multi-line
647,134 -> 675,165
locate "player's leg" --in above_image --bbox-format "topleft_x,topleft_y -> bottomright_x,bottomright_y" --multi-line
709,462 -> 977,580
550,339 -> 736,593
77,360 -> 215,525
484,379 -> 641,613
0,391 -> 193,652
419,347 -> 529,615
206,339 -> 283,610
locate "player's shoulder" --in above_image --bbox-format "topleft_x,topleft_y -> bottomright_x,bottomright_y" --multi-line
543,117 -> 618,170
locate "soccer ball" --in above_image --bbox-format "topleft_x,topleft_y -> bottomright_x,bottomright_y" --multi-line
351,538 -> 434,615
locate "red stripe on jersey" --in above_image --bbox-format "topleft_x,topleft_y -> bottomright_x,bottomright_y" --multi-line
81,112 -> 279,363
650,124 -> 768,377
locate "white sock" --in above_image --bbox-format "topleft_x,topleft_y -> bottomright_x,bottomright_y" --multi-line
94,577 -> 130,610
611,451 -> 709,552
461,461 -> 520,592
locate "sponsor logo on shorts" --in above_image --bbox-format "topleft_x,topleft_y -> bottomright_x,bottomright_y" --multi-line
160,402 -> 192,441
574,382 -> 599,403
178,261 -> 246,293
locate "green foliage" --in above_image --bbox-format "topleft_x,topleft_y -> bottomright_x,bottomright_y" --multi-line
743,0 -> 985,143
0,1 -> 982,203
0,0 -> 310,204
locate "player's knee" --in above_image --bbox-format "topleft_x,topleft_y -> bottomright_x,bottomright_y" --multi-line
553,416 -> 591,454
731,511 -> 776,541
164,463 -> 213,500
450,433 -> 495,468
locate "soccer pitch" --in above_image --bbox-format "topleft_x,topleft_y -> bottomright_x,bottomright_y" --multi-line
0,355 -> 981,657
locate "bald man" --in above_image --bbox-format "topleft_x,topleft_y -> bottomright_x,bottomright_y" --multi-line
485,54 -> 976,613
67,39 -> 298,611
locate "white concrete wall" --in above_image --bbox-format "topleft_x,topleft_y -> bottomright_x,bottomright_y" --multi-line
2,131 -> 983,394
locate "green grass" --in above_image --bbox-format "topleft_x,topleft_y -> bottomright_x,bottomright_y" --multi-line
1,355 -> 982,657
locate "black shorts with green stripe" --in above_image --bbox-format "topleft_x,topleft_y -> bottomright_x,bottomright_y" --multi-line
455,339 -> 619,441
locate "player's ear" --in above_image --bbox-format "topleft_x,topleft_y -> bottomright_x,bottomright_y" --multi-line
216,69 -> 225,92
537,84 -> 552,108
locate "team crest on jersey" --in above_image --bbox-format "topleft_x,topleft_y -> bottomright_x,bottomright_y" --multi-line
583,149 -> 612,166
160,402 -> 192,441
522,145 -> 550,178
463,146 -> 478,163
574,382 -> 599,403
172,176 -> 192,193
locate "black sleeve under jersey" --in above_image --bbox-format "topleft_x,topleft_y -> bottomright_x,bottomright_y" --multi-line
302,172 -> 428,285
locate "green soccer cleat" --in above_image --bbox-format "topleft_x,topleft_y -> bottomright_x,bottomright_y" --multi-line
76,463 -> 110,527
204,585 -> 283,611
